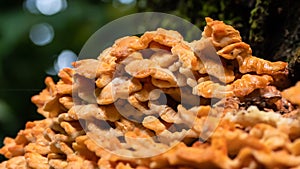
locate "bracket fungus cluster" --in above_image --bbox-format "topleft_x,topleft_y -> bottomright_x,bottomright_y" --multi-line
0,18 -> 300,169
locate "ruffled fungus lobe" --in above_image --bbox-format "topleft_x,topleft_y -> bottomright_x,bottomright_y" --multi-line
1,17 -> 300,169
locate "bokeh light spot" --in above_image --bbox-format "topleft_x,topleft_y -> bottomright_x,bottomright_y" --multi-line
113,0 -> 136,8
119,0 -> 135,5
29,23 -> 54,46
36,0 -> 67,16
23,0 -> 40,14
46,50 -> 77,75
56,50 -> 77,70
